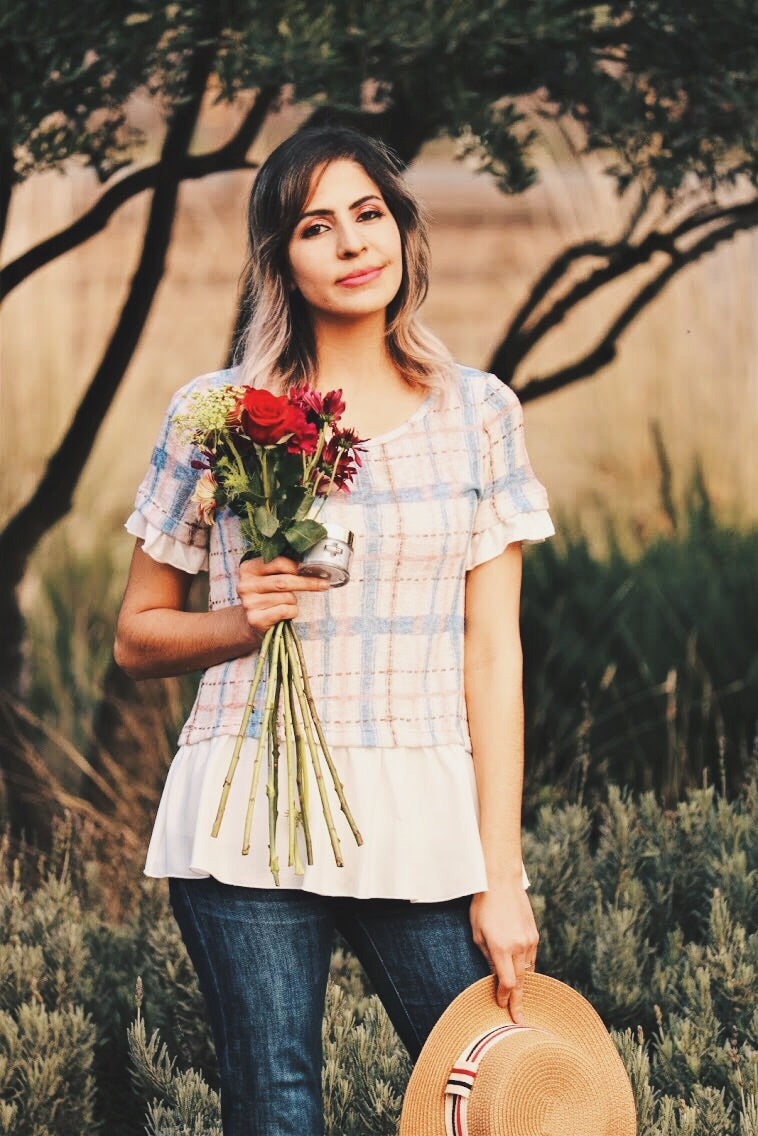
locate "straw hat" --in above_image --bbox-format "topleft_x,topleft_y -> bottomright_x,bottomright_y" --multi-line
399,973 -> 637,1136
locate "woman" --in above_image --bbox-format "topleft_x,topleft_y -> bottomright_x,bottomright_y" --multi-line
115,125 -> 554,1135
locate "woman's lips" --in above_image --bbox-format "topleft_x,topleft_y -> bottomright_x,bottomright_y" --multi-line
336,266 -> 383,287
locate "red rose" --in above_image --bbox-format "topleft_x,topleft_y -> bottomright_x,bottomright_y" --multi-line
235,388 -> 298,447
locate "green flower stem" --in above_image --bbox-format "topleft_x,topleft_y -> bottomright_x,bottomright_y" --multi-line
278,630 -> 299,872
288,658 -> 313,867
211,624 -> 275,839
266,672 -> 282,886
241,621 -> 283,855
303,427 -> 327,484
226,435 -> 250,482
312,448 -> 344,518
283,624 -> 344,867
287,623 -> 364,849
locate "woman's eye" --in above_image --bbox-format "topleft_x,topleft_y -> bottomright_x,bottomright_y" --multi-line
358,208 -> 383,221
301,221 -> 329,238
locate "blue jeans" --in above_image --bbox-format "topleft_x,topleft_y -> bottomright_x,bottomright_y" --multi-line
169,878 -> 490,1135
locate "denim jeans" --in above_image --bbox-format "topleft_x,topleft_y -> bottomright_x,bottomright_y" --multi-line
169,878 -> 490,1135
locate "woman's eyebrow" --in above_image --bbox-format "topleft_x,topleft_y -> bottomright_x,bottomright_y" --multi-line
298,194 -> 381,220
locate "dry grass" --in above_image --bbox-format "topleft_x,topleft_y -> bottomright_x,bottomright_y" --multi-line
1,113 -> 755,573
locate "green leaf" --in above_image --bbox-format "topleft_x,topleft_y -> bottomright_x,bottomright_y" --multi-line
283,519 -> 327,553
294,492 -> 317,521
261,533 -> 287,562
254,506 -> 279,538
240,491 -> 266,506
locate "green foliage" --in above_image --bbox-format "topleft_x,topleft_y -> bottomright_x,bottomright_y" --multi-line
1,772 -> 755,1134
0,2 -> 169,181
24,540 -> 129,757
3,1 -> 755,198
0,854 -> 98,1134
521,495 -> 758,808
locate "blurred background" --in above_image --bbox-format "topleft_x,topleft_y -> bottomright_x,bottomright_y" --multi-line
1,7 -> 756,1134
4,102 -> 756,546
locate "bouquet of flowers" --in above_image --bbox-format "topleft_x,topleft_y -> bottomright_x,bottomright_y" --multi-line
174,383 -> 365,883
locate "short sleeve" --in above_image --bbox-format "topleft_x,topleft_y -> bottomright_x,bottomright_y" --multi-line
466,376 -> 555,571
125,383 -> 210,574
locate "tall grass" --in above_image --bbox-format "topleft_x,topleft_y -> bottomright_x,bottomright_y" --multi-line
521,481 -> 757,810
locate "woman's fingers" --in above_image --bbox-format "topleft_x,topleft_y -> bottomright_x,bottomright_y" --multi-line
506,975 -> 526,1024
239,557 -> 331,593
489,946 -> 520,1014
237,556 -> 330,633
470,889 -> 539,1025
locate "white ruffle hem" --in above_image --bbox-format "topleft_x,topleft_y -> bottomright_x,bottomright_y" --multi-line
144,735 -> 504,902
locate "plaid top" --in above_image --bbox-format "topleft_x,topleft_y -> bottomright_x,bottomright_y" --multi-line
132,365 -> 553,749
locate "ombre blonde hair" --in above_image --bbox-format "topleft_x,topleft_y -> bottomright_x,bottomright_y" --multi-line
234,125 -> 457,396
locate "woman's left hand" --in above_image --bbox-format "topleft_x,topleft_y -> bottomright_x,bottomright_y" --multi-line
469,880 -> 539,1023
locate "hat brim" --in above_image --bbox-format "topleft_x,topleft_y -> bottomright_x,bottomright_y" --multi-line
399,973 -> 637,1136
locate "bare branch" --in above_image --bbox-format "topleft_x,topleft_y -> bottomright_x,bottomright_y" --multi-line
0,86 -> 278,301
490,200 -> 757,381
0,129 -> 12,247
489,238 -> 616,379
515,209 -> 757,403
0,42 -> 216,595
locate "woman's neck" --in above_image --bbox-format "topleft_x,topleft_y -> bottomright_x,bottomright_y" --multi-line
311,312 -> 405,399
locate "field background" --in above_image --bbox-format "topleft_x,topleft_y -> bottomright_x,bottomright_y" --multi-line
1,101 -> 756,590
1,102 -> 755,1136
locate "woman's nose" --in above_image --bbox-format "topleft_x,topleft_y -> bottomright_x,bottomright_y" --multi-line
335,220 -> 367,257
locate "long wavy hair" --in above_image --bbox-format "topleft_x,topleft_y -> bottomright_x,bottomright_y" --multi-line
234,125 -> 457,395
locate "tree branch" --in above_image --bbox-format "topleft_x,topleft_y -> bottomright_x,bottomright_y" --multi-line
515,209 -> 757,403
0,86 -> 278,301
0,42 -> 217,593
0,129 -> 13,249
490,238 -> 610,379
490,201 -> 757,382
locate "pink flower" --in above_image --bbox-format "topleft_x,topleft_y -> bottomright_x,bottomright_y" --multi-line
322,389 -> 346,423
290,385 -> 346,427
313,428 -> 365,495
193,469 -> 218,525
290,385 -> 324,422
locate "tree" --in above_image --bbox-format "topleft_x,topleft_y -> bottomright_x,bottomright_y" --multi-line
1,0 -> 755,835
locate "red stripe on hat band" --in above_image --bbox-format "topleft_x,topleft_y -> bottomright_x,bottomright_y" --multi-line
471,1024 -> 533,1060
444,1023 -> 549,1136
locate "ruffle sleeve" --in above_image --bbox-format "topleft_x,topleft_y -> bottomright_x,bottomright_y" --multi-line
466,376 -> 554,570
127,379 -> 214,574
125,511 -> 209,573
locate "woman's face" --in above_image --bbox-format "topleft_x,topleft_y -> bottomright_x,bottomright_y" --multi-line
286,158 -> 403,322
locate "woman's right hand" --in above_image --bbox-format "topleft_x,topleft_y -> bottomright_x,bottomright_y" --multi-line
237,556 -> 330,636
115,544 -> 331,681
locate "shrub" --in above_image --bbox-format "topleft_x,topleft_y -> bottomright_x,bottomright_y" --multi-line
1,770 -> 755,1134
521,495 -> 758,809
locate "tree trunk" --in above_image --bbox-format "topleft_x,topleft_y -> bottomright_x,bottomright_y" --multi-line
0,40 -> 217,841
